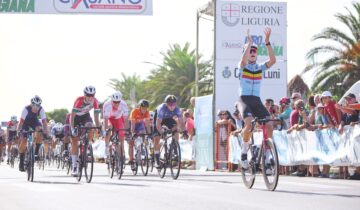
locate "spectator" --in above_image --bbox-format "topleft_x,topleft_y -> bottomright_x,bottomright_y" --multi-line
216,110 -> 236,145
265,98 -> 280,118
314,94 -> 321,106
288,99 -> 309,177
231,109 -> 244,137
279,97 -> 292,129
336,93 -> 359,134
321,91 -> 342,127
314,104 -> 334,130
187,109 -> 194,119
183,111 -> 195,141
307,96 -> 317,130
289,92 -> 302,127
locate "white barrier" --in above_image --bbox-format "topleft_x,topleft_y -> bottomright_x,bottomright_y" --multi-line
229,125 -> 360,166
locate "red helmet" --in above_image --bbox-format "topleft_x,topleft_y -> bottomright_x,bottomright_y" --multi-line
279,97 -> 290,105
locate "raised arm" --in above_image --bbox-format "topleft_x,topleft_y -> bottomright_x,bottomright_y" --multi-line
240,29 -> 253,68
264,27 -> 276,68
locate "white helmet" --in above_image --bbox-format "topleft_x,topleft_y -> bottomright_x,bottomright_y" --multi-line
54,123 -> 63,133
111,91 -> 122,102
11,116 -> 17,122
31,95 -> 42,105
84,85 -> 96,95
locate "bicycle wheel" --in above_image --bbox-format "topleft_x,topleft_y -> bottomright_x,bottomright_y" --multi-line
117,145 -> 124,180
241,142 -> 257,189
27,146 -> 34,182
76,146 -> 83,182
132,145 -> 139,176
157,142 -> 167,178
261,138 -> 279,191
39,146 -> 45,170
10,148 -> 16,168
66,158 -> 72,175
109,148 -> 115,178
84,143 -> 94,183
140,143 -> 149,176
169,140 -> 181,180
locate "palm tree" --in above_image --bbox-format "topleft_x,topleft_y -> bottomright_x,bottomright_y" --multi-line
304,2 -> 360,97
145,42 -> 213,108
108,73 -> 145,107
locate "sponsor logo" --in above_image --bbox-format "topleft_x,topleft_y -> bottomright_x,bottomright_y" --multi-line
222,66 -> 232,78
0,0 -> 34,13
221,4 -> 240,27
221,41 -> 242,49
55,0 -> 146,13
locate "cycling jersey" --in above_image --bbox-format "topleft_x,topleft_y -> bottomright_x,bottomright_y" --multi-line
130,108 -> 150,133
238,62 -> 269,97
21,105 -> 46,130
103,100 -> 129,119
51,127 -> 65,139
7,121 -> 17,131
156,103 -> 182,120
72,96 -> 101,116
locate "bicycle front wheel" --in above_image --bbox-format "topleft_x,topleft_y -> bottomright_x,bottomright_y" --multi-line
117,145 -> 124,180
140,143 -> 149,176
157,142 -> 167,178
84,144 -> 94,183
241,141 -> 257,189
27,146 -> 34,182
261,138 -> 280,191
169,140 -> 181,180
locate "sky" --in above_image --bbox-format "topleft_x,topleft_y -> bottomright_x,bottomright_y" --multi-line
0,0 -> 356,122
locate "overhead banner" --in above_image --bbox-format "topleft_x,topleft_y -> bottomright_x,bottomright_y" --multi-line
215,0 -> 287,113
0,0 -> 153,15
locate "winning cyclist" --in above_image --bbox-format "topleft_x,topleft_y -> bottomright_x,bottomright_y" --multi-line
129,99 -> 152,170
237,27 -> 276,169
153,95 -> 188,168
70,86 -> 101,176
17,96 -> 49,172
6,116 -> 18,164
103,91 -> 130,166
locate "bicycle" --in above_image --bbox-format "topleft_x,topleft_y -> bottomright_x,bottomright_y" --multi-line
131,133 -> 152,176
157,126 -> 182,180
241,117 -> 283,191
9,138 -> 19,168
74,126 -> 101,183
21,129 -> 35,182
107,128 -> 128,180
54,137 -> 64,169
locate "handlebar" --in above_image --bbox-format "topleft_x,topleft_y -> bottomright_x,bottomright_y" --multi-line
251,117 -> 284,131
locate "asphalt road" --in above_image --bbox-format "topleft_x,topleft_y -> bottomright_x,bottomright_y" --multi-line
0,162 -> 359,210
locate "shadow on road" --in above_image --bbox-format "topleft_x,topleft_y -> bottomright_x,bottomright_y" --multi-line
91,181 -> 148,187
33,180 -> 79,185
256,188 -> 360,198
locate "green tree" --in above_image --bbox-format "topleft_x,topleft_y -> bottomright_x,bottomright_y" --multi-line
108,73 -> 146,107
46,109 -> 69,124
304,2 -> 360,97
144,42 -> 213,108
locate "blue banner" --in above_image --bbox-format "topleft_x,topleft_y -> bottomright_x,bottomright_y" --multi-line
195,95 -> 214,170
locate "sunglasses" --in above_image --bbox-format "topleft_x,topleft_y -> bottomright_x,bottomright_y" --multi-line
113,101 -> 120,104
168,102 -> 176,107
85,94 -> 95,97
250,49 -> 257,54
32,103 -> 40,107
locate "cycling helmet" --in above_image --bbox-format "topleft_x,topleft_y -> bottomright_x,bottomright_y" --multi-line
54,123 -> 63,133
31,95 -> 42,105
84,85 -> 96,95
164,95 -> 177,103
279,97 -> 290,105
11,116 -> 17,122
138,99 -> 149,107
111,91 -> 122,102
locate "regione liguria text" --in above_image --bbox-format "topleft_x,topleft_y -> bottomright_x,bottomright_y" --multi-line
0,0 -> 153,15
215,0 -> 287,114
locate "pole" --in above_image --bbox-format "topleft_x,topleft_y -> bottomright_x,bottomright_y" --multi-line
195,10 -> 200,97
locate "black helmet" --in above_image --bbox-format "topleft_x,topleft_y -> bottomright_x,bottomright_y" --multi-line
164,95 -> 177,103
138,99 -> 149,107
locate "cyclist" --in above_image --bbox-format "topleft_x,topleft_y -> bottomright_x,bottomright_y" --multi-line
6,116 -> 18,164
70,86 -> 101,176
51,122 -> 65,158
237,27 -> 276,169
63,113 -> 71,157
17,95 -> 49,172
103,91 -> 129,166
0,126 -> 5,163
129,99 -> 152,170
153,95 -> 188,168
